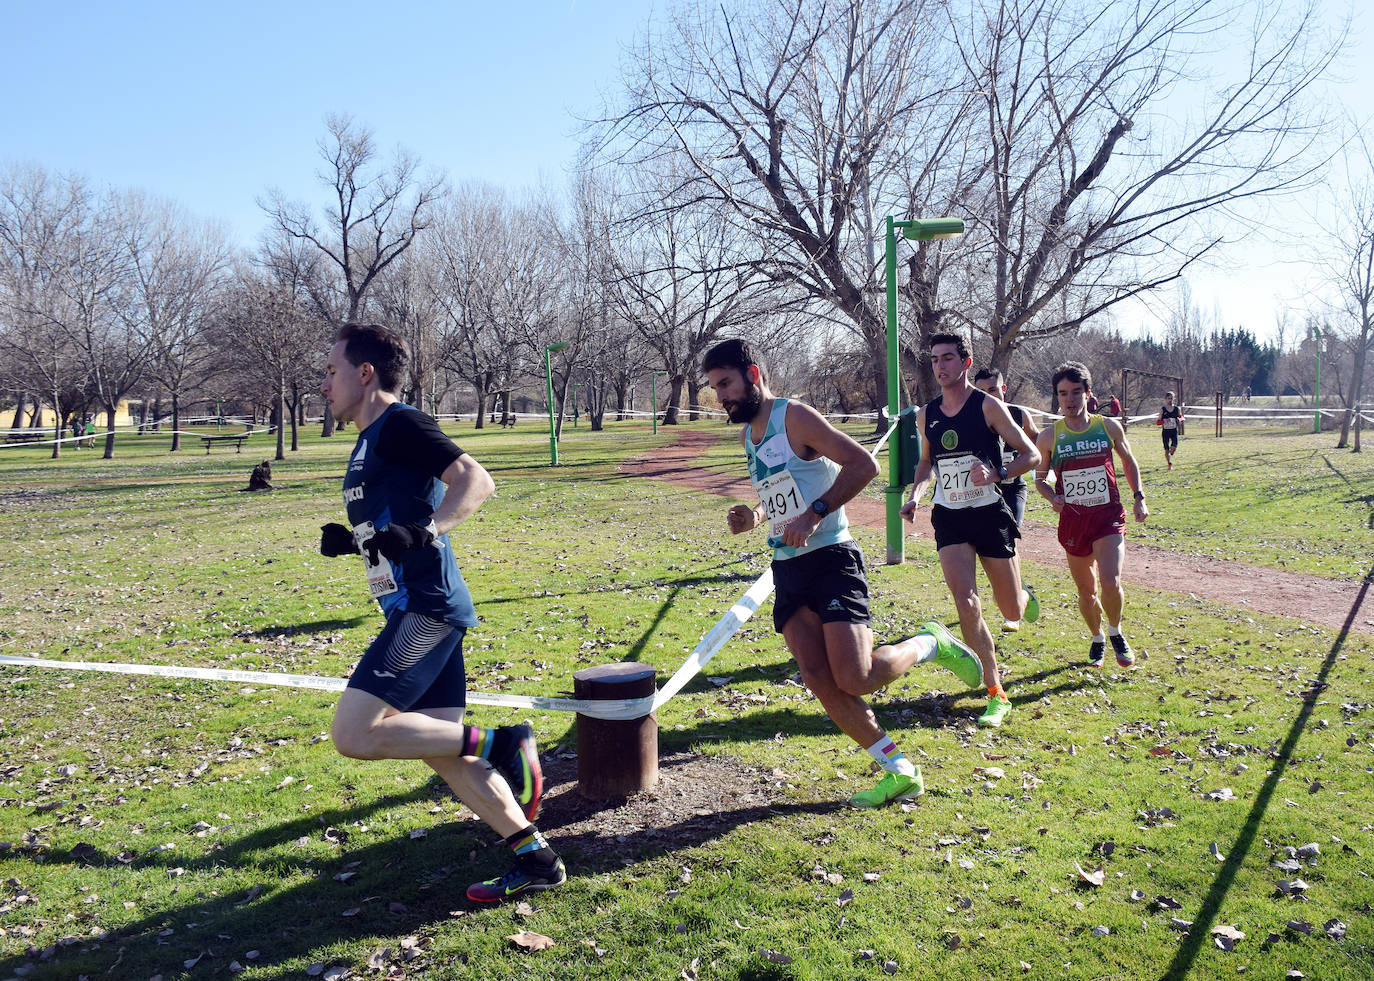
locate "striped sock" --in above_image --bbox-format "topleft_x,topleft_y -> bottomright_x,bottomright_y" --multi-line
865,734 -> 916,777
505,826 -> 558,867
462,725 -> 498,760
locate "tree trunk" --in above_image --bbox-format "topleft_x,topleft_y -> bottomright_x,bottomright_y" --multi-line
170,391 -> 182,451
102,404 -> 117,459
49,390 -> 62,460
687,377 -> 702,421
474,372 -> 491,429
663,375 -> 684,425
10,394 -> 24,430
321,404 -> 337,437
275,375 -> 286,461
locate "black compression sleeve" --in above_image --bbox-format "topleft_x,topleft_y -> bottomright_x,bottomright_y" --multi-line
375,409 -> 464,479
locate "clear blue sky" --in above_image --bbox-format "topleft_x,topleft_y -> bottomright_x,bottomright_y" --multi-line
2,0 -> 652,244
3,0 -> 1369,344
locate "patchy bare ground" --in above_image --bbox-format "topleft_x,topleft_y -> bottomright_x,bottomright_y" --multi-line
530,750 -> 795,867
621,428 -> 1373,637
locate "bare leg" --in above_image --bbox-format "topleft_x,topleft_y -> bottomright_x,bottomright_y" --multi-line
980,554 -> 1027,622
1093,534 -> 1127,627
330,694 -> 529,837
1065,551 -> 1103,635
819,620 -> 933,696
781,608 -> 885,747
937,543 -> 1001,690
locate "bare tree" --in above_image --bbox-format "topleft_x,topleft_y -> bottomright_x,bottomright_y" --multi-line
947,0 -> 1344,371
262,113 -> 445,434
220,239 -> 330,460
607,0 -> 960,409
119,194 -> 231,450
0,165 -> 89,457
1329,131 -> 1373,451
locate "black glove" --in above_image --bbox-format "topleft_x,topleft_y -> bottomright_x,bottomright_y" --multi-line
367,521 -> 436,563
320,523 -> 360,557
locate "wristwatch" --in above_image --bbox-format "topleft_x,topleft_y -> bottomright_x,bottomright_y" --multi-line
996,464 -> 1009,481
1133,490 -> 1145,501
423,517 -> 440,540
811,499 -> 831,518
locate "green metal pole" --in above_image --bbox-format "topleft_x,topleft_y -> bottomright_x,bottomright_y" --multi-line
883,216 -> 904,565
545,346 -> 558,465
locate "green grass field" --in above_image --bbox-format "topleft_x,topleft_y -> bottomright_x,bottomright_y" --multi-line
0,420 -> 1370,981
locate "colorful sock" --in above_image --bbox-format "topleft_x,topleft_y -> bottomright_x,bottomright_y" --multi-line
1106,624 -> 1122,636
462,724 -> 509,761
505,826 -> 558,867
865,734 -> 916,777
987,684 -> 1006,700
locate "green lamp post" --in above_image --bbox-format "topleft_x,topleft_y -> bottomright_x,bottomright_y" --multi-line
883,215 -> 966,564
1311,323 -> 1323,434
651,370 -> 669,434
545,341 -> 570,465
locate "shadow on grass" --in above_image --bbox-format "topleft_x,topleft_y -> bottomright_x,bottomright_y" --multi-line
1158,559 -> 1374,981
0,761 -> 838,981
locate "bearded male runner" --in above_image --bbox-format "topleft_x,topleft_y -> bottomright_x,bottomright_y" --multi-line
318,322 -> 562,902
703,338 -> 983,808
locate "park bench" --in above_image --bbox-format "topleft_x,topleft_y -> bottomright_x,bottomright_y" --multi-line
4,430 -> 49,443
200,432 -> 252,454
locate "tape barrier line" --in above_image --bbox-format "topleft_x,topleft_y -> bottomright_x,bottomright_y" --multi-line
650,568 -> 775,712
0,414 -> 893,721
0,653 -> 654,721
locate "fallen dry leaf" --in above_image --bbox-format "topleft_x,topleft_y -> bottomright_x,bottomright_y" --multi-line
508,930 -> 556,951
1074,862 -> 1105,887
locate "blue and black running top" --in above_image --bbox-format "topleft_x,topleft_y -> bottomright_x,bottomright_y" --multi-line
341,402 -> 477,628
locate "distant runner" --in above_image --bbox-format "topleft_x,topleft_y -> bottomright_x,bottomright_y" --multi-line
1157,392 -> 1184,469
1034,361 -> 1149,669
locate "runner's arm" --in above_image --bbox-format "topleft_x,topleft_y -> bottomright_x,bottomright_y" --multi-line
1104,418 -> 1148,522
431,453 -> 496,534
727,427 -> 763,534
900,407 -> 933,519
788,402 -> 879,513
1031,427 -> 1063,511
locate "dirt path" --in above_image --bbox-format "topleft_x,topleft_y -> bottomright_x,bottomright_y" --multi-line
622,428 -> 1372,637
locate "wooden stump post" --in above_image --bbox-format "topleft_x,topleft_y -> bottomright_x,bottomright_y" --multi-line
573,662 -> 658,799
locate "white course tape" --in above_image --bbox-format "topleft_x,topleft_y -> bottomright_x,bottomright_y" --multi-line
0,653 -> 654,721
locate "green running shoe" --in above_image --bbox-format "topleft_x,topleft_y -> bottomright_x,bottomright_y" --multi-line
1022,584 -> 1040,624
466,855 -> 567,903
919,620 -> 983,688
977,694 -> 1012,727
849,769 -> 924,808
1109,632 -> 1135,667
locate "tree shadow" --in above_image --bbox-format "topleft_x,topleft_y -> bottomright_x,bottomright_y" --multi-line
1158,559 -> 1374,981
0,757 -> 836,981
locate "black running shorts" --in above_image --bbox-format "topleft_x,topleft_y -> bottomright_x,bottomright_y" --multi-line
931,502 -> 1020,559
347,610 -> 467,712
997,482 -> 1027,528
771,541 -> 872,633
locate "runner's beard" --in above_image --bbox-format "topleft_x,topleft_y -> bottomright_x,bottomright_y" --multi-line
725,383 -> 764,424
